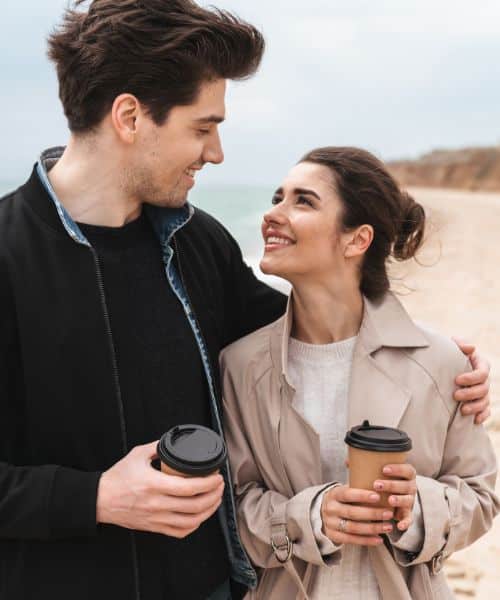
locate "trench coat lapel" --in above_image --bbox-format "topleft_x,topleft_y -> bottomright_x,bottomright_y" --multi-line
348,349 -> 412,429
348,293 -> 429,430
269,296 -> 323,493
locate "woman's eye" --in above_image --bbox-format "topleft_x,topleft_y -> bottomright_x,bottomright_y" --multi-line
197,129 -> 210,136
271,195 -> 282,205
297,195 -> 313,207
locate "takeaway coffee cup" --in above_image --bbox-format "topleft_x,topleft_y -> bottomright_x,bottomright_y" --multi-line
157,424 -> 227,478
345,420 -> 412,508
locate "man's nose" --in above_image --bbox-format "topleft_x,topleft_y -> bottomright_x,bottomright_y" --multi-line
203,130 -> 224,165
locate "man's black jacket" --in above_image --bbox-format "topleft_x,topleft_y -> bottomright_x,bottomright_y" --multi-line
0,168 -> 286,599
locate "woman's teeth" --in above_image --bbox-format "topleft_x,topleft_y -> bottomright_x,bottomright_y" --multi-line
185,168 -> 196,177
267,236 -> 293,246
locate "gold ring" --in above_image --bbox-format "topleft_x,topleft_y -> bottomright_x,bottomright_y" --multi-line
338,518 -> 348,533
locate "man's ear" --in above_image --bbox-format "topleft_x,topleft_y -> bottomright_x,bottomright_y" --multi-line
344,224 -> 374,258
111,94 -> 140,144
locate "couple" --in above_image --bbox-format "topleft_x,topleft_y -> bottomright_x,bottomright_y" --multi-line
0,1 -> 496,600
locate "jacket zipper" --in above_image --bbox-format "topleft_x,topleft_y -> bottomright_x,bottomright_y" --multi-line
172,236 -> 257,583
90,248 -> 141,600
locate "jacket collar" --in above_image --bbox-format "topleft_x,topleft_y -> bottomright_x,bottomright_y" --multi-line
29,147 -> 193,248
270,290 -> 430,389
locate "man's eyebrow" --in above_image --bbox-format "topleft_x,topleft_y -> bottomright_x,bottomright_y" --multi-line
194,115 -> 225,124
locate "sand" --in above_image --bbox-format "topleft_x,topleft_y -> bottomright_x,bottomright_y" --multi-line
389,187 -> 500,598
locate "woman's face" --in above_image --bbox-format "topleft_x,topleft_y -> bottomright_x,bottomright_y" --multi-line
260,162 -> 350,284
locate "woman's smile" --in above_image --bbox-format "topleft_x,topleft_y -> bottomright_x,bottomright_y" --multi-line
263,228 -> 296,252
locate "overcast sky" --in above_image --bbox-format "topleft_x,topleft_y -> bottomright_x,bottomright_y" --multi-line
1,0 -> 500,185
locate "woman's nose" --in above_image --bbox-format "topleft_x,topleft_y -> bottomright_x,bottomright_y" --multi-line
263,203 -> 288,225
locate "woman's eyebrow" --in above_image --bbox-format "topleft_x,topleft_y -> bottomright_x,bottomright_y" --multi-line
273,187 -> 321,200
293,187 -> 321,200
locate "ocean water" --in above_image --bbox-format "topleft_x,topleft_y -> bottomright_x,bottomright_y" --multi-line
0,179 -> 289,291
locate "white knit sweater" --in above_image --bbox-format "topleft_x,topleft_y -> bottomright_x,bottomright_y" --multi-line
288,336 -> 424,599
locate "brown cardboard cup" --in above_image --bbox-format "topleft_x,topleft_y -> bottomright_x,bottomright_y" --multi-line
157,425 -> 227,478
345,420 -> 412,508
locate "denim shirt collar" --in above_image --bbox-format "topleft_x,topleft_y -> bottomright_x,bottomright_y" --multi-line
36,146 -> 194,248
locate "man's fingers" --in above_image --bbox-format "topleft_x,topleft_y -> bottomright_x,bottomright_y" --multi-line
459,395 -> 488,415
153,472 -> 224,497
452,337 -> 475,357
166,482 -> 224,514
133,440 -> 160,461
157,500 -> 222,537
455,366 -> 490,388
475,408 -> 491,425
455,382 -> 489,403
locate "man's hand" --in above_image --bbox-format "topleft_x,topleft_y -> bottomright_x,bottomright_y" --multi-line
96,441 -> 224,538
321,486 -> 393,547
453,338 -> 491,424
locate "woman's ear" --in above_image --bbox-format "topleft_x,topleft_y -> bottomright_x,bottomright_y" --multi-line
344,224 -> 374,258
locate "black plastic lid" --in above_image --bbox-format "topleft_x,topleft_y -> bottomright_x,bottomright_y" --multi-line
345,420 -> 412,452
157,425 -> 227,476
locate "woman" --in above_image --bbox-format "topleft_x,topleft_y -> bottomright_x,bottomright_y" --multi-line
220,147 -> 498,599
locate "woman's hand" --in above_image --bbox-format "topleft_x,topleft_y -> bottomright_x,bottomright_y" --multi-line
453,339 -> 491,424
373,463 -> 417,531
320,486 -> 394,546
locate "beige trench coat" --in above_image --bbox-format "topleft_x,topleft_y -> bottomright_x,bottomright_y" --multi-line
220,292 -> 499,599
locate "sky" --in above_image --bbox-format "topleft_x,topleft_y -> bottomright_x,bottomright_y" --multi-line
1,0 -> 500,185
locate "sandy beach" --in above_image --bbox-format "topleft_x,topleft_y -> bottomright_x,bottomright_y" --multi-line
389,187 -> 500,598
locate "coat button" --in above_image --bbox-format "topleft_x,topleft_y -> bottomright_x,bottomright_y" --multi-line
431,552 -> 444,575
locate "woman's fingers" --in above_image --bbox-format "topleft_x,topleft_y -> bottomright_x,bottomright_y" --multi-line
374,478 -> 417,495
388,494 -> 414,508
395,511 -> 413,531
331,517 -> 393,536
334,486 -> 381,505
381,464 -> 416,480
326,529 -> 384,547
331,502 -> 394,522
323,499 -> 394,522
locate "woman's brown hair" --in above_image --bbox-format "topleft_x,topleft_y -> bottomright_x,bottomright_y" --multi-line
300,147 -> 426,301
48,0 -> 265,133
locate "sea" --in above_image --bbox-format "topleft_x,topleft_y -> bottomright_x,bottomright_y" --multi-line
0,179 -> 290,292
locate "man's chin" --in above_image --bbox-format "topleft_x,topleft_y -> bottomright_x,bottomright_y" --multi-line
149,191 -> 189,209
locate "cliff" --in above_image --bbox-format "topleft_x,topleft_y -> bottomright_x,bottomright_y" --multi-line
388,146 -> 500,192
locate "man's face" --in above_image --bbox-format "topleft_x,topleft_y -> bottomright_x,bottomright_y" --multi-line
129,78 -> 226,207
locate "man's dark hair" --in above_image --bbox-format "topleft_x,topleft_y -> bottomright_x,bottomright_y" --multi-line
48,0 -> 265,133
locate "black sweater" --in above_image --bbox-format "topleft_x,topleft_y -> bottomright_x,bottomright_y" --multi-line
0,167 -> 286,600
78,214 -> 229,599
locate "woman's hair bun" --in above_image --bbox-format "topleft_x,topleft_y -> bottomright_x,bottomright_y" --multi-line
392,192 -> 426,260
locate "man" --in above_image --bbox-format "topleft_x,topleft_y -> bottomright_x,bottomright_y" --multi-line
0,1 -> 491,599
